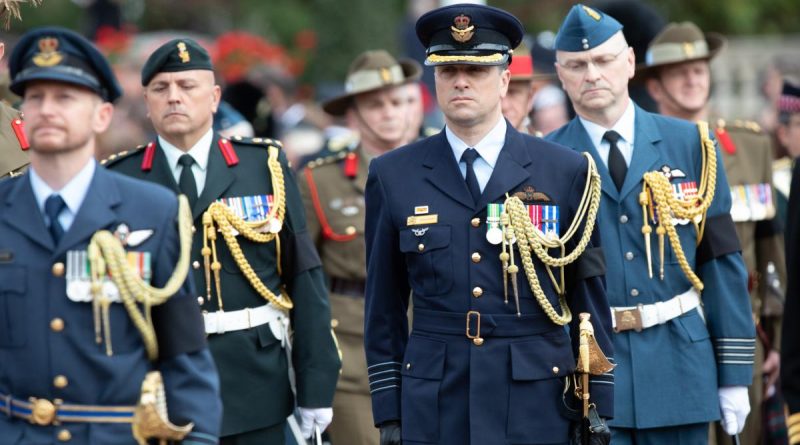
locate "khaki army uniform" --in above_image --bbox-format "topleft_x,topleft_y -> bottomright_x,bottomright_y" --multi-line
713,118 -> 786,445
0,101 -> 28,178
298,144 -> 378,445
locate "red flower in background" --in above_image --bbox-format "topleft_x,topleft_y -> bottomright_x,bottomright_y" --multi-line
95,25 -> 134,63
214,30 -> 317,84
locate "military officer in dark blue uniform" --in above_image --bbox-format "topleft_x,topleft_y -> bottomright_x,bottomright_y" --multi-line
0,27 -> 221,444
364,4 -> 614,444
546,5 -> 756,444
104,38 -> 340,444
780,80 -> 800,445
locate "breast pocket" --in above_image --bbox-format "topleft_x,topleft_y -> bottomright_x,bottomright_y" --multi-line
0,265 -> 27,348
507,333 -> 575,443
399,225 -> 453,296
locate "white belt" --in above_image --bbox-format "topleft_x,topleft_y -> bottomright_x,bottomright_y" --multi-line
204,303 -> 290,345
610,288 -> 700,332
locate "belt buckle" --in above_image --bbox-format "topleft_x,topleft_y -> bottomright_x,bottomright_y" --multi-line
28,397 -> 58,426
614,305 -> 643,333
465,311 -> 484,346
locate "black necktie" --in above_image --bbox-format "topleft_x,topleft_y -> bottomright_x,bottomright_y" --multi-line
461,148 -> 482,205
44,194 -> 66,244
604,130 -> 627,191
178,154 -> 198,207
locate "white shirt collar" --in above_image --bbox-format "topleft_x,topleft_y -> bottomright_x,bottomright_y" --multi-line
578,99 -> 636,150
159,128 -> 214,173
29,157 -> 96,217
446,117 -> 507,167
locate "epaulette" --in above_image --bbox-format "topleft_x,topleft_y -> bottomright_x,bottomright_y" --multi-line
1,163 -> 28,179
307,150 -> 349,169
422,126 -> 440,138
327,133 -> 359,152
718,118 -> 763,134
228,135 -> 284,150
99,145 -> 146,167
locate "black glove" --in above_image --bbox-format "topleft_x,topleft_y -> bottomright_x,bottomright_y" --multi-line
379,420 -> 401,445
570,406 -> 611,445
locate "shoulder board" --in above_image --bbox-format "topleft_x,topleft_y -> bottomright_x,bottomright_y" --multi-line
773,156 -> 792,171
100,144 -> 146,167
307,150 -> 349,169
422,126 -> 440,138
719,118 -> 762,134
327,133 -> 359,152
227,135 -> 283,149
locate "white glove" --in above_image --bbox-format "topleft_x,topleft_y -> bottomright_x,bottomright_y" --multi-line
297,407 -> 333,438
718,386 -> 750,435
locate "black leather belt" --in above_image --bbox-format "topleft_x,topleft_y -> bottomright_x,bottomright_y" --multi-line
329,277 -> 365,298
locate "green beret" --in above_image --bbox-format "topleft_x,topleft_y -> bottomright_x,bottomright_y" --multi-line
141,38 -> 212,86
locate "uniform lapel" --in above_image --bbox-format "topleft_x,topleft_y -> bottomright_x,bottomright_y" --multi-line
619,107 -> 663,199
148,142 -> 180,194
422,131 -> 475,210
476,126 -> 531,211
2,173 -> 54,251
194,136 -> 235,220
56,167 -> 120,257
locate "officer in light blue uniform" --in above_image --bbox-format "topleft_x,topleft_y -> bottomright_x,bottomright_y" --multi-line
0,27 -> 221,444
364,4 -> 614,445
546,5 -> 755,444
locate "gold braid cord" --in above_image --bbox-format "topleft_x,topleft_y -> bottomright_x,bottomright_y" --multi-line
202,145 -> 293,312
640,121 -> 717,291
0,0 -> 42,29
502,153 -> 602,325
87,196 -> 193,361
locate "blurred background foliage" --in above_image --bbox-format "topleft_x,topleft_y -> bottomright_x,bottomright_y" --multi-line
7,0 -> 800,87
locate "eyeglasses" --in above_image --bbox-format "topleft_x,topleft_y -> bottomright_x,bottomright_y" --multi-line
558,46 -> 629,75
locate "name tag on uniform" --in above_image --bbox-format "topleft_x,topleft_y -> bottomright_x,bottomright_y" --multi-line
66,250 -> 151,303
407,214 -> 438,226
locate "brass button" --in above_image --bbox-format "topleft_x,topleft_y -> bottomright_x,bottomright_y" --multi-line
191,226 -> 197,234
630,288 -> 639,297
471,252 -> 481,263
473,338 -> 484,346
625,252 -> 634,261
552,366 -> 560,375
50,318 -> 65,332
53,375 -> 68,389
192,261 -> 200,270
472,287 -> 483,298
331,319 -> 339,329
471,218 -> 481,228
619,214 -> 629,224
406,363 -> 411,370
418,243 -> 425,252
57,429 -> 72,442
197,296 -> 205,305
52,262 -> 65,277
345,226 -> 357,235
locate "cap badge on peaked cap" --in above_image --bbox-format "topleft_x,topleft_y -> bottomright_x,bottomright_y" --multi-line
451,14 -> 474,43
33,37 -> 62,67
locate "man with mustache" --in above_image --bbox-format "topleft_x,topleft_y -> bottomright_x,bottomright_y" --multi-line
546,5 -> 755,444
364,3 -> 614,444
0,26 -> 221,444
104,38 -> 340,444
